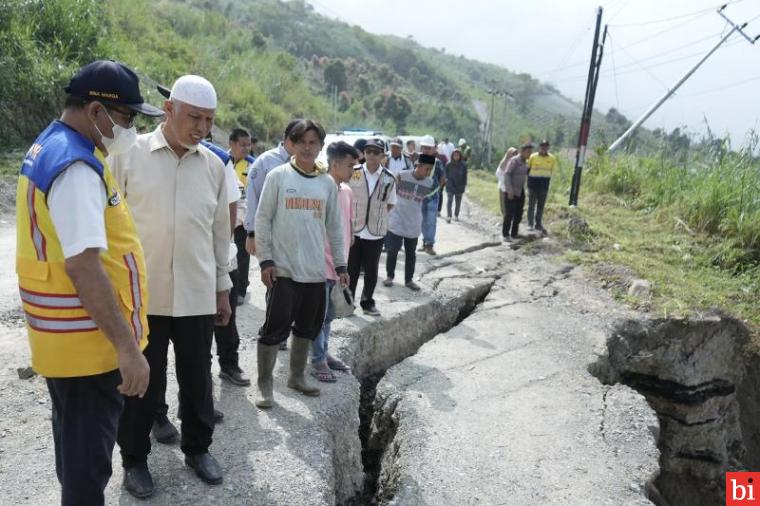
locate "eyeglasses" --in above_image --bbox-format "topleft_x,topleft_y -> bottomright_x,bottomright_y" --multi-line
106,106 -> 137,128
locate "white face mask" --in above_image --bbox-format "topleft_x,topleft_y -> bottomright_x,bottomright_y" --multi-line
93,108 -> 137,155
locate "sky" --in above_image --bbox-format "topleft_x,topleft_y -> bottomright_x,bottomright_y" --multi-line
308,0 -> 760,146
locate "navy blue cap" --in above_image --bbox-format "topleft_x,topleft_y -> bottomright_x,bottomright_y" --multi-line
363,138 -> 385,152
353,138 -> 368,151
65,60 -> 163,117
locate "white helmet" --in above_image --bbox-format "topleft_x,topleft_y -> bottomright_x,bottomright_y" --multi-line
458,138 -> 467,147
420,135 -> 435,147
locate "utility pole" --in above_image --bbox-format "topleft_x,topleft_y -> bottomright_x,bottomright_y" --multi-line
608,5 -> 759,153
482,88 -> 513,167
569,7 -> 606,206
485,89 -> 496,166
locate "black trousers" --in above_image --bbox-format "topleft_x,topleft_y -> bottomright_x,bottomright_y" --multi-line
258,277 -> 326,345
215,269 -> 240,371
527,188 -> 549,228
502,192 -> 525,238
47,370 -> 123,506
233,225 -> 250,298
347,236 -> 384,309
446,191 -> 463,218
385,231 -> 417,284
119,315 -> 215,467
155,272 -> 239,419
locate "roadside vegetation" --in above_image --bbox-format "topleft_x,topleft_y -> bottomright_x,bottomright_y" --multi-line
468,139 -> 760,336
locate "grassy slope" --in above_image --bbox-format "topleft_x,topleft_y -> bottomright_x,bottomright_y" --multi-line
467,168 -> 760,337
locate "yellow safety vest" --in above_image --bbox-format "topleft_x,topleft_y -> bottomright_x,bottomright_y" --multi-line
16,120 -> 148,378
528,153 -> 557,179
234,158 -> 250,188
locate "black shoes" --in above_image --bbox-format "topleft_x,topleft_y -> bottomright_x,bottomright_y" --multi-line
219,366 -> 251,386
185,452 -> 223,485
123,463 -> 155,499
152,414 -> 179,445
363,305 -> 381,317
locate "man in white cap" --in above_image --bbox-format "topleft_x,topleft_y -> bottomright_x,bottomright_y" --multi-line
111,74 -> 232,497
386,137 -> 413,177
418,135 -> 446,255
458,138 -> 472,162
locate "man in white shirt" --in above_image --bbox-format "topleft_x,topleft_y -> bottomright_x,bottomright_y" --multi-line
346,139 -> 397,316
437,137 -> 455,163
386,137 -> 414,177
111,75 -> 232,497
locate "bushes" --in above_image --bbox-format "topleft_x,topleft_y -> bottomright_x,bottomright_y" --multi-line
586,140 -> 760,271
0,0 -> 112,148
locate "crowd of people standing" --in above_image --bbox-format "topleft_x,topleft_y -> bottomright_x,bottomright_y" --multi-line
15,60 -> 475,505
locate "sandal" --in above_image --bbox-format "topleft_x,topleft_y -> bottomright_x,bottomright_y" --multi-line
310,364 -> 337,383
326,355 -> 351,372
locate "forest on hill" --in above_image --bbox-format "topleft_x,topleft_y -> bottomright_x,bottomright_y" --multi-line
2,0 -> 665,161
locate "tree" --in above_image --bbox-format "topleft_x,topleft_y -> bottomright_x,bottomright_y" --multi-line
374,90 -> 412,132
323,59 -> 347,91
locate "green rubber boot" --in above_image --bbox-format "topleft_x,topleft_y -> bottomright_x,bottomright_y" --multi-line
255,342 -> 278,409
287,337 -> 321,397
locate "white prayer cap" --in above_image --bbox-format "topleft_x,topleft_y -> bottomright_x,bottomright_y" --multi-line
420,135 -> 436,147
169,75 -> 217,109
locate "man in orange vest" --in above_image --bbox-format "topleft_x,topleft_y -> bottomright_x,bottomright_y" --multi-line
15,60 -> 161,506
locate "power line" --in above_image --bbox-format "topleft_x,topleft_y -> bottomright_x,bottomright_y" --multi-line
540,25 -> 731,77
614,38 -> 670,90
552,36 -> 746,83
543,12 -> 597,81
617,8 -> 715,50
675,74 -> 760,98
608,1 -> 746,28
551,30 -> 728,77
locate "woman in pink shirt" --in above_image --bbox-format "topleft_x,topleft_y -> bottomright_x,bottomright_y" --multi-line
311,142 -> 358,382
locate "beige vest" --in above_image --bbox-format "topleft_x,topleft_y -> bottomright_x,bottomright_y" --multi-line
348,165 -> 396,236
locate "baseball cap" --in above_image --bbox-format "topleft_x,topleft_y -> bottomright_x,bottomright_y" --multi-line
458,138 -> 467,146
65,60 -> 163,117
363,138 -> 385,152
389,137 -> 403,147
539,139 -> 550,146
521,142 -> 535,150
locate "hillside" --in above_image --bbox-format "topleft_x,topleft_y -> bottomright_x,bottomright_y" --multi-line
1,0 -> 647,162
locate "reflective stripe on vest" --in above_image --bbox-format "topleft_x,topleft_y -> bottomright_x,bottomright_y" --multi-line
27,183 -> 47,261
123,252 -> 144,341
24,312 -> 97,333
19,288 -> 83,309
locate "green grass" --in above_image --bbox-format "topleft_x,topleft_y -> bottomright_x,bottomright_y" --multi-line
466,166 -> 760,338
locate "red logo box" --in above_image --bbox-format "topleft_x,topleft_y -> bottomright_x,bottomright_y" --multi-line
727,473 -> 760,505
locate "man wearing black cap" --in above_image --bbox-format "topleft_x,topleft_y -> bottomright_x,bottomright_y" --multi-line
15,60 -> 161,506
347,138 -> 397,316
503,143 -> 533,241
384,153 -> 437,291
527,140 -> 557,233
